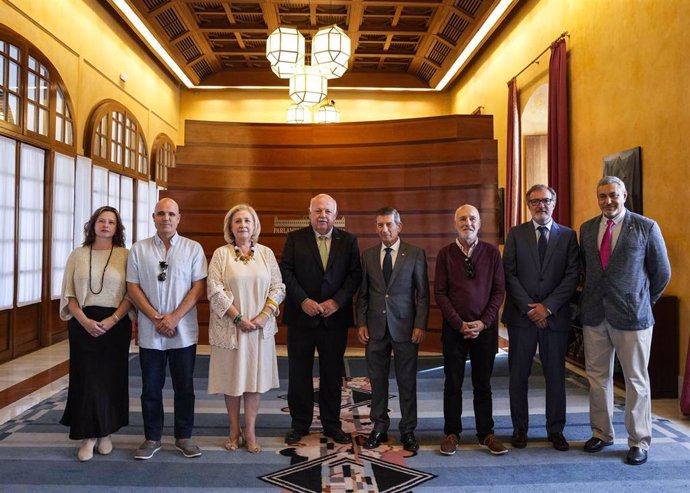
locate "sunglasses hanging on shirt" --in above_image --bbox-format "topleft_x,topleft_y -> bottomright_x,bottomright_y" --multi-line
158,261 -> 168,282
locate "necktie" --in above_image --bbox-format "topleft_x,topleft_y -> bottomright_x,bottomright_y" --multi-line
537,226 -> 548,266
383,247 -> 393,285
318,236 -> 328,269
600,219 -> 614,269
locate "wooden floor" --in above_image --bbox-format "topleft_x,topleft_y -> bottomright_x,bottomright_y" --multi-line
1,336 -> 688,436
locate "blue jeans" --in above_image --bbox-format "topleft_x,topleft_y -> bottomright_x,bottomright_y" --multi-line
139,345 -> 196,441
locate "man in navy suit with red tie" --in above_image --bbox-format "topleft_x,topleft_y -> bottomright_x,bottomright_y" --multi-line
502,185 -> 579,452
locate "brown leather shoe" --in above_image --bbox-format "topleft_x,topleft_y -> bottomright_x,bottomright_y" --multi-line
440,434 -> 458,456
480,434 -> 508,455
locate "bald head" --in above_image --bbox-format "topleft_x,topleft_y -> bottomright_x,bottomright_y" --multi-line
454,204 -> 481,248
153,197 -> 181,239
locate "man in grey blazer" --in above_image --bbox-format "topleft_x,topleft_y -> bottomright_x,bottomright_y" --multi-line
356,207 -> 429,452
580,176 -> 670,465
502,185 -> 579,451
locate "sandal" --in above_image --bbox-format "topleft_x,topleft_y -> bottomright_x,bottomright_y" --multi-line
224,432 -> 244,451
245,440 -> 262,453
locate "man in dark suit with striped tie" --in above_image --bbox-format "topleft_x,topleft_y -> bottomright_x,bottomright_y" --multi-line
356,207 -> 429,451
502,184 -> 579,451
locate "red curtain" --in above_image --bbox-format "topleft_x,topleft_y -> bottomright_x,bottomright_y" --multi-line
506,78 -> 521,236
547,38 -> 570,226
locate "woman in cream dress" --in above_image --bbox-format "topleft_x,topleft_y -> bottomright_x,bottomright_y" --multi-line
207,204 -> 285,453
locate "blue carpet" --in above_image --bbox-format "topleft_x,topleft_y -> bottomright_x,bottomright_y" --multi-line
1,352 -> 689,492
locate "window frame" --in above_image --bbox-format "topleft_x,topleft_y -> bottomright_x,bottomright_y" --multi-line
85,100 -> 149,181
0,27 -> 76,154
151,133 -> 176,188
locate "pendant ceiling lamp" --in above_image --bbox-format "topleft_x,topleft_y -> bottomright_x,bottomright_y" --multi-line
311,25 -> 351,79
289,65 -> 327,107
286,104 -> 308,124
315,100 -> 340,124
266,27 -> 305,79
267,25 -> 350,116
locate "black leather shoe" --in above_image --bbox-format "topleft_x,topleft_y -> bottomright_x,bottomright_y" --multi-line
324,428 -> 351,444
626,446 -> 647,465
583,437 -> 613,453
511,430 -> 527,449
400,432 -> 419,452
547,432 -> 569,451
285,429 -> 306,445
363,431 -> 388,449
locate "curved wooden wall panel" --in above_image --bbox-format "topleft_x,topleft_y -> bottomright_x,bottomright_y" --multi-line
164,115 -> 498,351
184,115 -> 494,146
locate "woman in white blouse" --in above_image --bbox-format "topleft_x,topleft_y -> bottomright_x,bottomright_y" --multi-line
207,204 -> 285,453
60,206 -> 132,461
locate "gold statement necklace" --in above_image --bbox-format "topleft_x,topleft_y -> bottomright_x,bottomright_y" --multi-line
234,243 -> 255,265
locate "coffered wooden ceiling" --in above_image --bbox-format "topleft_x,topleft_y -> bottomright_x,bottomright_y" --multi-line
114,0 -> 514,89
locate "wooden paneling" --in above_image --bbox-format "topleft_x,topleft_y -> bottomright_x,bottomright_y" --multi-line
14,304 -> 41,357
0,310 -> 10,360
184,115 -> 494,147
175,140 -> 497,168
167,187 -> 500,214
169,160 -> 495,191
50,300 -> 68,343
167,115 -> 499,354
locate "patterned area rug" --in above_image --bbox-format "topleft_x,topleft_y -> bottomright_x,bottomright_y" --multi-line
260,375 -> 435,492
1,353 -> 690,492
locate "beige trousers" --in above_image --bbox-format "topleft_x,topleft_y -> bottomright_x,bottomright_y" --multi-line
583,320 -> 653,449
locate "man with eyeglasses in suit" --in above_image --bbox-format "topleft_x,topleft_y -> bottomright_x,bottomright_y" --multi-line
502,185 -> 579,452
127,198 -> 208,460
436,204 -> 507,456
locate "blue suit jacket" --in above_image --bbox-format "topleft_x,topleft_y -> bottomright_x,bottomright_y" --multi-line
579,211 -> 671,330
501,220 -> 580,331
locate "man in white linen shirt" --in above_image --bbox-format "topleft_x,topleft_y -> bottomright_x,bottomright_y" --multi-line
127,198 -> 207,460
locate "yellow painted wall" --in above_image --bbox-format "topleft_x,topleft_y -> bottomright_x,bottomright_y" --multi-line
450,0 -> 690,377
1,0 -> 180,153
179,89 -> 449,142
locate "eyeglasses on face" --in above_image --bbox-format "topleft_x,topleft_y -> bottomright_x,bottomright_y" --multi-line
158,261 -> 168,282
464,256 -> 475,279
528,198 -> 554,206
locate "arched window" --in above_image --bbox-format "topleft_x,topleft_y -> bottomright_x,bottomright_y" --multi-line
85,100 -> 149,180
55,86 -> 74,146
0,28 -> 75,150
151,133 -> 175,188
0,41 -> 21,127
0,25 -> 77,362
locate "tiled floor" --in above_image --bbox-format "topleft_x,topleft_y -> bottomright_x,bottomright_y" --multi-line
1,340 -> 689,437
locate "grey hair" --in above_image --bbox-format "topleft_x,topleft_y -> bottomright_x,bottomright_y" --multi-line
223,204 -> 261,245
526,184 -> 557,202
375,206 -> 401,225
597,175 -> 627,193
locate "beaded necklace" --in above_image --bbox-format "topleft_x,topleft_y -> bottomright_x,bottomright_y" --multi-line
89,244 -> 115,295
233,242 -> 255,265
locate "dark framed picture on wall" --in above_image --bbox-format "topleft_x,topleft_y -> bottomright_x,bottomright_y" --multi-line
603,146 -> 642,214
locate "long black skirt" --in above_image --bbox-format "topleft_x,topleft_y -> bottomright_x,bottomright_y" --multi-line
60,306 -> 131,440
